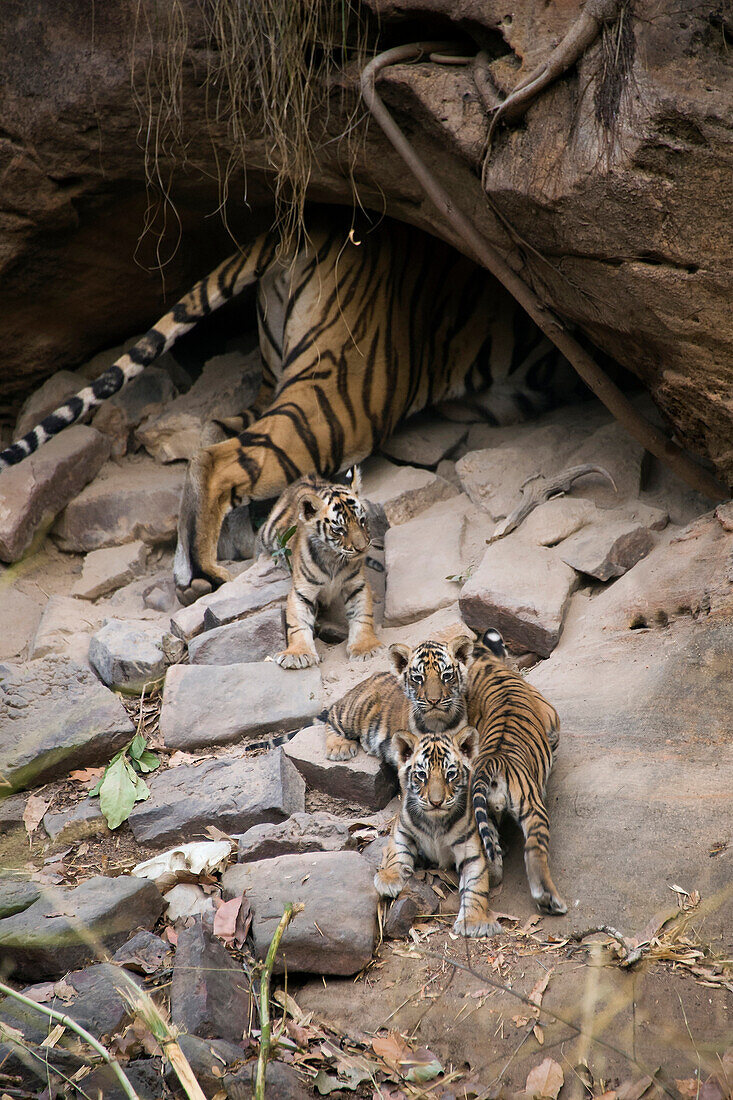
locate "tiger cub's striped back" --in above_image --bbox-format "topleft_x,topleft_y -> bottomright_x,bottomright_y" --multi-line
467,629 -> 566,916
256,472 -> 381,668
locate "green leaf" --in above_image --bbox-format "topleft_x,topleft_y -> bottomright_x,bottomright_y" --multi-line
131,769 -> 151,804
313,1069 -> 364,1095
405,1057 -> 443,1083
135,750 -> 160,774
128,733 -> 146,760
99,756 -> 139,829
88,777 -> 103,798
280,525 -> 297,546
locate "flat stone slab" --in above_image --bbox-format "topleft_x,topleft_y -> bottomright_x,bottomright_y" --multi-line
380,413 -> 468,468
361,456 -> 457,526
128,749 -> 306,847
53,455 -> 185,551
159,662 -> 322,750
284,725 -> 398,809
71,541 -> 148,599
0,426 -> 110,562
235,811 -> 355,861
384,494 -> 471,626
0,586 -> 43,661
460,536 -> 578,657
560,518 -> 656,581
171,556 -> 290,641
0,656 -> 133,792
0,879 -> 41,920
0,875 -> 164,980
188,605 -> 285,665
14,370 -> 87,440
43,798 -> 109,843
92,366 -> 176,457
29,595 -> 105,662
170,917 -> 253,1042
221,851 -> 378,975
89,618 -> 168,691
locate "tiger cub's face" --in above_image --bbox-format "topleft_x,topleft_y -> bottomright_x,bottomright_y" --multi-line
299,485 -> 370,558
389,637 -> 473,731
394,727 -> 478,815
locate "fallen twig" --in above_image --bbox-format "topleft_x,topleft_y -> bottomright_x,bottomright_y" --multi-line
0,979 -> 140,1100
360,43 -> 727,502
487,464 -> 616,543
570,925 -> 645,967
255,902 -> 303,1100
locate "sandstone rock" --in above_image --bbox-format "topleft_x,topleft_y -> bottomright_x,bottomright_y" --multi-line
568,421 -> 645,503
71,540 -> 148,599
519,497 -> 596,546
92,366 -> 177,456
236,811 -> 354,862
89,618 -> 168,691
381,413 -> 468,468
188,605 -> 285,665
221,851 -> 377,975
29,595 -> 104,662
0,875 -> 164,980
43,798 -> 109,843
170,556 -> 290,640
384,494 -> 471,626
460,537 -> 578,657
53,455 -> 185,551
171,917 -> 253,1042
383,878 -> 440,939
0,880 -> 41,920
0,586 -> 43,660
715,501 -> 733,532
362,455 -> 458,525
136,350 -> 261,462
14,370 -> 86,440
128,750 -> 305,847
142,576 -> 179,611
159,662 -> 322,751
0,656 -> 133,792
284,725 -> 398,810
111,930 -> 172,974
560,519 -> 656,581
0,427 -> 110,562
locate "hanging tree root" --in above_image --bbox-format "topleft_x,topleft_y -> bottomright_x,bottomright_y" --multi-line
360,43 -> 727,503
488,464 -> 616,543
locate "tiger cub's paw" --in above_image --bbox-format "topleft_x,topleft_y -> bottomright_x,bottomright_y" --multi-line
452,914 -> 503,938
374,866 -> 405,899
347,634 -> 384,661
276,647 -> 320,670
534,889 -> 567,916
325,732 -> 358,761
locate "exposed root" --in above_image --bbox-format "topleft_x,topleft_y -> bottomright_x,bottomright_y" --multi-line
487,464 -> 616,543
571,924 -> 645,968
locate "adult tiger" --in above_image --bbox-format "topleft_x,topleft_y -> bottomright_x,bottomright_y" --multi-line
467,629 -> 566,916
0,212 -> 575,604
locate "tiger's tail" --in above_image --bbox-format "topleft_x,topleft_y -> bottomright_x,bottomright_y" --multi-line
0,230 -> 281,471
472,779 -> 503,881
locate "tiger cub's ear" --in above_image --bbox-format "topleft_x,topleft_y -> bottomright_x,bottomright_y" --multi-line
454,725 -> 479,761
393,729 -> 420,765
299,491 -> 324,523
389,643 -> 413,676
344,465 -> 363,495
449,634 -> 475,666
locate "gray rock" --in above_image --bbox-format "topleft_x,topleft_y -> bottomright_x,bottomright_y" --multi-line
381,414 -> 468,468
143,577 -> 179,612
0,656 -> 133,792
112,930 -> 173,974
71,541 -> 148,599
519,497 -> 596,547
128,749 -> 306,847
460,536 -> 579,657
221,851 -> 377,975
43,799 -> 108,843
361,835 -> 390,868
188,605 -> 285,665
560,520 -> 656,581
0,793 -> 26,830
170,917 -> 253,1042
383,878 -> 440,939
0,586 -> 42,661
89,618 -> 168,691
29,595 -> 105,662
384,495 -> 471,626
0,426 -> 111,562
82,1059 -> 162,1100
13,370 -> 87,440
0,879 -> 41,920
170,556 -> 290,641
361,456 -> 458,526
568,421 -> 645,503
62,963 -> 143,1039
159,662 -> 322,751
53,455 -> 185,551
284,726 -> 398,809
0,875 -> 164,980
236,811 -> 354,862
136,350 -> 261,463
92,366 -> 177,457
166,1035 -> 251,1096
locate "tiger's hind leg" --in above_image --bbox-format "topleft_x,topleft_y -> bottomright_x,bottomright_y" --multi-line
452,837 -> 502,938
342,565 -> 383,661
374,822 -> 417,899
514,802 -> 567,915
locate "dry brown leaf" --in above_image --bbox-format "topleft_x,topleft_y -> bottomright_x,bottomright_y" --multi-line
372,1031 -> 412,1073
68,767 -> 104,784
533,1025 -> 544,1045
616,1076 -> 654,1100
596,1092 -> 617,1100
168,750 -> 199,767
22,983 -> 57,1004
205,824 -> 234,843
675,1080 -> 700,1099
52,978 -> 77,1004
23,793 -> 50,836
130,1017 -> 162,1058
528,968 -> 553,1019
525,1057 -> 564,1099
213,896 -> 242,947
163,925 -> 178,946
512,1015 -> 531,1028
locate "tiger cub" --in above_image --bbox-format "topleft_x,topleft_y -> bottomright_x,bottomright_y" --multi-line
375,726 -> 502,938
467,629 -> 566,916
256,472 -> 382,668
323,636 -> 474,765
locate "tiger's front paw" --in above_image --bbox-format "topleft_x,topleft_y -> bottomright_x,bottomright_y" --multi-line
374,866 -> 406,899
453,914 -> 503,938
325,732 -> 358,761
347,634 -> 384,661
276,647 -> 320,670
534,889 -> 567,916
175,565 -> 232,607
